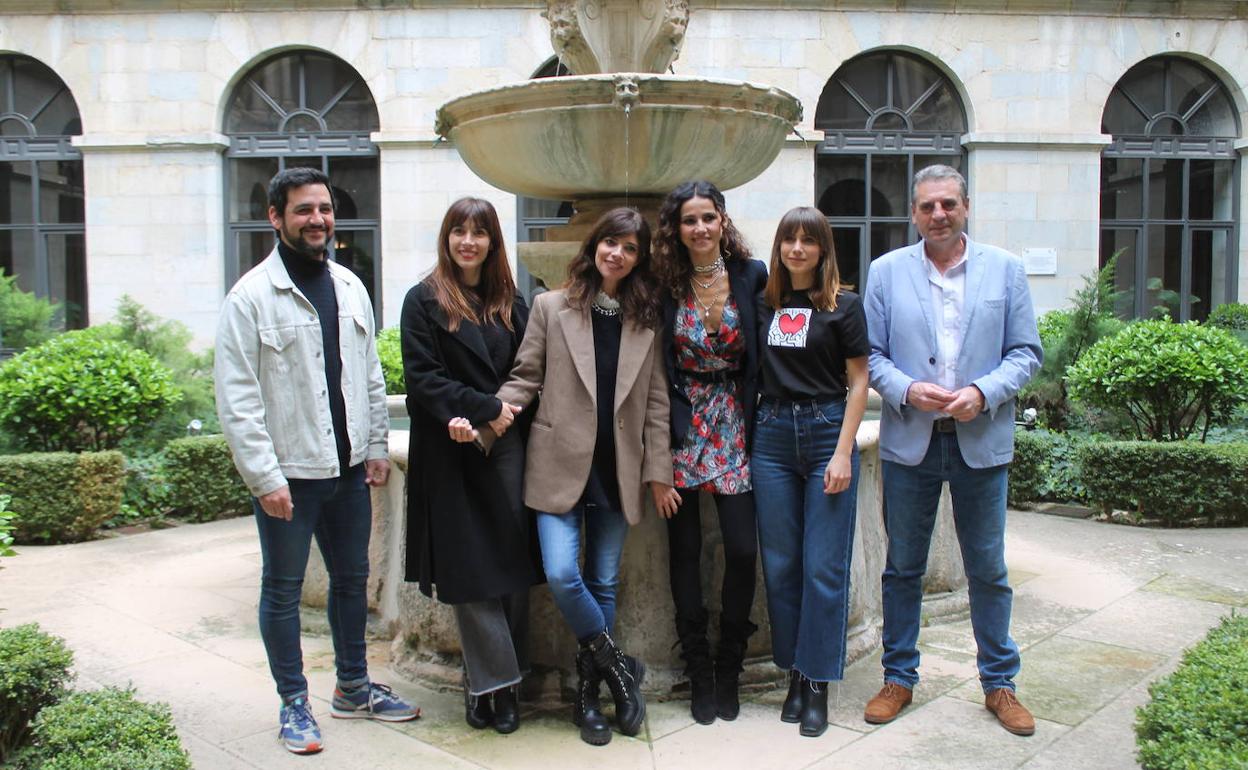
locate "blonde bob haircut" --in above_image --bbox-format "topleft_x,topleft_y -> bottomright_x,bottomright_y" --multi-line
764,206 -> 848,312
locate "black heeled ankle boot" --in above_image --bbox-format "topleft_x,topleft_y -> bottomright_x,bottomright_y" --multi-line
799,678 -> 829,737
675,610 -> 716,725
573,647 -> 612,746
492,685 -> 519,734
714,617 -> 758,721
780,670 -> 804,723
463,678 -> 492,730
587,631 -> 646,737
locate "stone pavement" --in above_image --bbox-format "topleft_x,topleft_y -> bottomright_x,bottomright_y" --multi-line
2,511 -> 1244,770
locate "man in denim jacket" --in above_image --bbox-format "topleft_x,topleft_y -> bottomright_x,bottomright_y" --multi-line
215,168 -> 418,755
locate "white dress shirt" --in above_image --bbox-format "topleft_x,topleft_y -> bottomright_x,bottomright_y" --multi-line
925,250 -> 967,399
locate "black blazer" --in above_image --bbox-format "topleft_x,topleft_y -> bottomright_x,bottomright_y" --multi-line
661,257 -> 768,453
400,280 -> 540,604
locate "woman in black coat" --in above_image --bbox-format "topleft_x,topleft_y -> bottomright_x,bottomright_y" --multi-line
653,180 -> 765,724
400,197 -> 540,734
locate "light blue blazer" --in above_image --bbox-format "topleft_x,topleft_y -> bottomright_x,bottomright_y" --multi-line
864,236 -> 1042,468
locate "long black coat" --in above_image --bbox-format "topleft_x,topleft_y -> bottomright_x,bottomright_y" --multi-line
400,280 -> 540,604
661,257 -> 768,452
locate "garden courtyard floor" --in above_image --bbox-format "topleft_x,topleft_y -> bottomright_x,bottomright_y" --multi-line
2,510 -> 1245,770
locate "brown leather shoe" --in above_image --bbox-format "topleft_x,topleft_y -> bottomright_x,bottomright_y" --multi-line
985,688 -> 1035,736
863,682 -> 913,724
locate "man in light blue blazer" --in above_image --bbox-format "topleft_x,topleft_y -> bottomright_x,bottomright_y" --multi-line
862,165 -> 1042,736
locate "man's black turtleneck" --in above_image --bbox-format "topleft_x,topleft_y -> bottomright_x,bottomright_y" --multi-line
278,240 -> 351,474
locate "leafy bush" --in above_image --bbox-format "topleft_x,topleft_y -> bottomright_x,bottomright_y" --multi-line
0,624 -> 74,764
18,687 -> 190,770
164,436 -> 250,522
0,331 -> 183,452
1020,257 -> 1124,430
0,452 -> 125,543
1136,613 -> 1248,769
0,494 -> 15,559
1009,430 -> 1093,506
1207,302 -> 1248,331
115,451 -> 174,527
377,326 -> 404,395
0,275 -> 60,351
1079,441 -> 1248,525
1066,320 -> 1248,442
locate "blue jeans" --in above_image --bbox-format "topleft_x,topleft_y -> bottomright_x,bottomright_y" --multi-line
536,504 -> 630,641
881,431 -> 1019,693
253,464 -> 371,702
751,398 -> 859,683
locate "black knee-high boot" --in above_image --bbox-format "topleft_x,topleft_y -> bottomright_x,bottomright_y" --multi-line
714,617 -> 758,720
675,609 -> 716,724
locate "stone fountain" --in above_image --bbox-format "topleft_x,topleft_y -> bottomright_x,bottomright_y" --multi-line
306,0 -> 968,705
434,0 -> 803,286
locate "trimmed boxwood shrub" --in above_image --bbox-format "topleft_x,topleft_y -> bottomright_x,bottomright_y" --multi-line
1066,320 -> 1248,442
164,435 -> 250,522
0,452 -> 125,544
1009,430 -> 1052,507
0,331 -> 182,452
1078,441 -> 1248,525
1136,613 -> 1248,770
0,624 -> 74,764
0,494 -> 15,559
377,326 -> 404,395
18,687 -> 190,770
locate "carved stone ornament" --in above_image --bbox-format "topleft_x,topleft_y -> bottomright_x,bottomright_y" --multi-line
542,0 -> 690,74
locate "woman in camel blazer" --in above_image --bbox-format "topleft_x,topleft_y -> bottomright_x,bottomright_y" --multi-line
455,207 -> 679,747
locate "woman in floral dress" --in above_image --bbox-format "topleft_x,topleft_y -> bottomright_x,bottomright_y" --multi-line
654,180 -> 767,724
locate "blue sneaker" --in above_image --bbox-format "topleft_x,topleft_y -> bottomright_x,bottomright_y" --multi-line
278,697 -> 323,754
331,682 -> 421,722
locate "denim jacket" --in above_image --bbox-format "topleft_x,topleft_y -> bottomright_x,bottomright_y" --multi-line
215,248 -> 388,496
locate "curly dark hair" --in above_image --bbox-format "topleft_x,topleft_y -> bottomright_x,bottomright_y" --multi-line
565,208 -> 662,330
654,180 -> 752,300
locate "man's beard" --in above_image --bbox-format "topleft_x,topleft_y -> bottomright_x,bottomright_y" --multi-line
284,225 -> 331,259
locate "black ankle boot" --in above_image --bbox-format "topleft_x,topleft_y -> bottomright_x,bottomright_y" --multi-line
573,647 -> 611,746
714,617 -> 758,721
464,683 -> 492,730
799,679 -> 828,737
492,685 -> 519,734
780,670 -> 804,723
675,610 -> 715,725
587,631 -> 646,737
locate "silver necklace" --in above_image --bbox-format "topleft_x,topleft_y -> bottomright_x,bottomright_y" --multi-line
592,290 -> 621,316
692,256 -> 725,274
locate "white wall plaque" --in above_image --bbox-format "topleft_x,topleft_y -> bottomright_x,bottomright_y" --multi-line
1023,248 -> 1057,276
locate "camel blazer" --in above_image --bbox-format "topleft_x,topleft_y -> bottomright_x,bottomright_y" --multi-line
496,290 -> 673,525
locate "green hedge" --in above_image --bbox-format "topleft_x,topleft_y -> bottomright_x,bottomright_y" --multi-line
1009,429 -> 1093,507
1136,613 -> 1248,770
1078,441 -> 1248,526
0,624 -> 74,764
0,452 -> 125,544
164,436 -> 250,522
377,326 -> 404,395
18,687 -> 190,770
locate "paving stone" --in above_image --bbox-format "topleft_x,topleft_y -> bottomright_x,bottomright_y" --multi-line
1016,684 -> 1150,770
1142,573 -> 1248,608
946,635 -> 1163,727
1059,590 -> 1231,656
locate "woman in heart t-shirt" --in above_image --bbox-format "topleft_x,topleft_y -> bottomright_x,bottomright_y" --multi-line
751,206 -> 870,738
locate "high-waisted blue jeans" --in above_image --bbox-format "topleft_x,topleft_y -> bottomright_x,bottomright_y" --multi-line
881,430 -> 1019,693
253,463 -> 371,702
751,398 -> 859,683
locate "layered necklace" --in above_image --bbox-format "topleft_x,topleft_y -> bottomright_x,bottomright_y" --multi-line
592,290 -> 621,316
690,255 -> 726,320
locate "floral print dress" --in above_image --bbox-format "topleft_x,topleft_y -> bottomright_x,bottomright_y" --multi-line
671,293 -> 752,494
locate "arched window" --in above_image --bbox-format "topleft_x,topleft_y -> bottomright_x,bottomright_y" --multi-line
0,55 -> 85,333
223,51 -> 381,314
815,50 -> 967,288
1100,56 -> 1238,321
515,57 -> 574,297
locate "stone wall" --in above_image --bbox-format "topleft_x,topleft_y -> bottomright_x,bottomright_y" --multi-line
0,3 -> 1245,338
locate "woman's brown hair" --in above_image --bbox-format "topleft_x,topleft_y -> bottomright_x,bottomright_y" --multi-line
565,208 -> 662,330
427,197 -> 516,332
654,180 -> 752,300
764,206 -> 848,312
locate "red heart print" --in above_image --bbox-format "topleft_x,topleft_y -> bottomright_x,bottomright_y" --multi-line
778,312 -> 806,335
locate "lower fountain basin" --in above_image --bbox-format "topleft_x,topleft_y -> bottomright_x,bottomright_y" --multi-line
435,74 -> 802,199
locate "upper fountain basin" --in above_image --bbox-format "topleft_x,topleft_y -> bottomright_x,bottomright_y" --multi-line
435,73 -> 802,200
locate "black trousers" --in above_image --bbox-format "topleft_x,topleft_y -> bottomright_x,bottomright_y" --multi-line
665,490 -> 758,625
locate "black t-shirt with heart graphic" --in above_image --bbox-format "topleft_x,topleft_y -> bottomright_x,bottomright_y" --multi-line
759,289 -> 869,402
